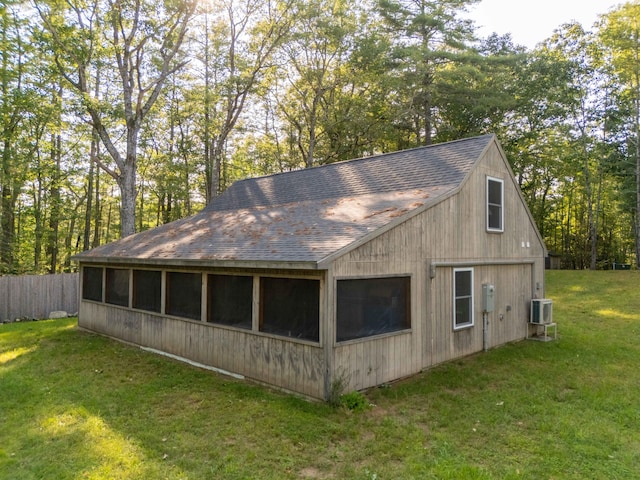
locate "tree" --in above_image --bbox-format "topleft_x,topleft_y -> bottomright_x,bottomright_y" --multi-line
377,0 -> 478,146
275,0 -> 364,168
433,33 -> 525,142
543,23 -> 611,269
600,2 -> 640,267
196,0 -> 293,200
37,0 -> 196,238
0,1 -> 28,272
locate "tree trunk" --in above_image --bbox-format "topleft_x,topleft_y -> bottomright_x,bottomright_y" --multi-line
33,173 -> 43,271
84,140 -> 95,251
0,139 -> 14,271
92,165 -> 101,249
118,149 -> 137,238
636,110 -> 640,268
47,131 -> 61,273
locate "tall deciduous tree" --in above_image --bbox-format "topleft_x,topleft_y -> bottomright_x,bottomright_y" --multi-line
600,2 -> 640,267
543,23 -> 611,269
276,0 -> 362,168
37,0 -> 196,237
198,0 -> 293,200
0,1 -> 33,272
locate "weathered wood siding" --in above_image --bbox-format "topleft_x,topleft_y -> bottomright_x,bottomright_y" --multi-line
330,140 -> 545,392
428,263 -> 532,366
79,301 -> 326,398
76,139 -> 546,399
330,243 -> 424,393
0,273 -> 78,321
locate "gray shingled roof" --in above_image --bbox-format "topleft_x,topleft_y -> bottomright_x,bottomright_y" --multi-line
75,134 -> 494,267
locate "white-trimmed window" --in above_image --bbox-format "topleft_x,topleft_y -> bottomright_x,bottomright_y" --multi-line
486,176 -> 504,232
453,268 -> 474,330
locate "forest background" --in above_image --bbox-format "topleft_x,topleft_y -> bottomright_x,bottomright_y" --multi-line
1,0 -> 639,275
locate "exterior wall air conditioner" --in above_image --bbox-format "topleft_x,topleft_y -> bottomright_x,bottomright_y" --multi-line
530,299 -> 553,324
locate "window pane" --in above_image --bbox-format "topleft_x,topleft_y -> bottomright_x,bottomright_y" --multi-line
337,277 -> 410,342
488,204 -> 502,229
208,274 -> 252,329
488,179 -> 502,204
105,268 -> 129,307
455,297 -> 472,327
133,270 -> 161,312
260,277 -> 319,342
455,270 -> 471,296
82,266 -> 103,301
166,272 -> 202,320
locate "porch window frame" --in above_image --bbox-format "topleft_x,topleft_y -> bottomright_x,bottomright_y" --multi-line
335,274 -> 412,343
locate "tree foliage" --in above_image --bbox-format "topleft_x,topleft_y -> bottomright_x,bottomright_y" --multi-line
0,0 -> 638,273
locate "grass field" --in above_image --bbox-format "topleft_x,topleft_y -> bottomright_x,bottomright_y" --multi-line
1,271 -> 639,479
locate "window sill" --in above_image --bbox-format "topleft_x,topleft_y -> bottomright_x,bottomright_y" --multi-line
335,328 -> 412,347
453,323 -> 474,331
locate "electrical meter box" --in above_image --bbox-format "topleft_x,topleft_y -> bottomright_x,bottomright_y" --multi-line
482,284 -> 495,312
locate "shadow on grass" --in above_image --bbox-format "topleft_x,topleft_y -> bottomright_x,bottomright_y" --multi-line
2,272 -> 640,480
0,319 -> 339,479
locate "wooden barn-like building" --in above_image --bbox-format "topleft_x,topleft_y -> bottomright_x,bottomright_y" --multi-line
74,134 -> 547,400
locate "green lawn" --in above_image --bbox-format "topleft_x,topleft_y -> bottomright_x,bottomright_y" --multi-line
1,271 -> 639,479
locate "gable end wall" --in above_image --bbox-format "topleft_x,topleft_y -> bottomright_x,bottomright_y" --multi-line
330,142 -> 545,392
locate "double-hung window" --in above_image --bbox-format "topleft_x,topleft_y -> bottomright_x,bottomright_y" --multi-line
487,176 -> 504,232
453,268 -> 474,330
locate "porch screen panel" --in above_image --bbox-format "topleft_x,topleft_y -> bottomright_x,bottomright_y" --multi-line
260,277 -> 319,342
133,270 -> 161,313
337,277 -> 410,342
105,268 -> 129,307
82,266 -> 103,302
208,274 -> 252,329
166,272 -> 202,320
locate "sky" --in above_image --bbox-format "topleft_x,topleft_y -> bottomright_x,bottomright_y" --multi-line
466,0 -> 623,49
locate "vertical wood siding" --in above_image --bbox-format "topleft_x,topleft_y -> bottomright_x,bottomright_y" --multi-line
0,273 -> 79,321
428,263 -> 533,366
331,142 -> 546,393
78,301 -> 326,399
76,140 -> 546,399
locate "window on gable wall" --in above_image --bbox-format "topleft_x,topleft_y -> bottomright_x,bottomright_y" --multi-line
453,268 -> 474,330
487,176 -> 504,232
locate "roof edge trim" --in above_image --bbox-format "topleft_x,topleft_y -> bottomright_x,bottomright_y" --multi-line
75,256 -> 320,271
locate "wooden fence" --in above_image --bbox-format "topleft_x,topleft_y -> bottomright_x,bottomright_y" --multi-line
0,273 -> 79,322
